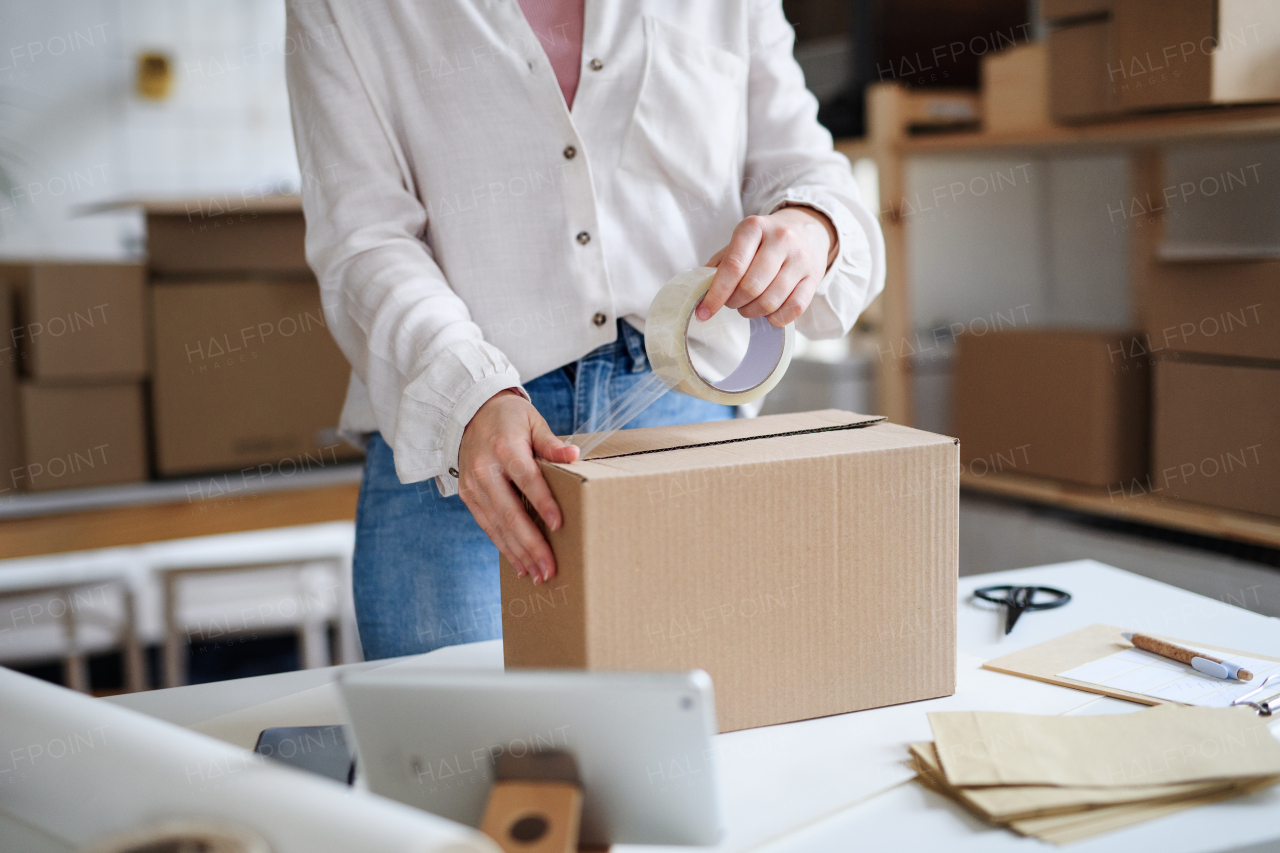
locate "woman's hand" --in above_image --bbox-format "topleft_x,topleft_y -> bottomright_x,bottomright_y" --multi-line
458,389 -> 579,585
698,205 -> 837,327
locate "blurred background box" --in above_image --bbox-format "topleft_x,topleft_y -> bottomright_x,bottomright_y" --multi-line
0,263 -> 147,381
1113,0 -> 1280,112
1047,17 -> 1118,121
17,382 -> 148,493
1153,358 -> 1280,517
982,41 -> 1051,132
953,329 -> 1149,486
150,279 -> 358,477
1040,0 -> 1113,16
1138,260 -> 1277,361
136,197 -> 308,277
1046,0 -> 1280,122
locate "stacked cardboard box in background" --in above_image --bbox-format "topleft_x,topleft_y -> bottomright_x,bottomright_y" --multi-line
1152,358 -> 1278,518
1142,259 -> 1278,519
0,263 -> 149,494
142,196 -> 360,478
1044,0 -> 1280,123
952,329 -> 1151,487
1,195 -> 358,497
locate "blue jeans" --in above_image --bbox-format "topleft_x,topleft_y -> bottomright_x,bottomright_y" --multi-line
353,320 -> 734,660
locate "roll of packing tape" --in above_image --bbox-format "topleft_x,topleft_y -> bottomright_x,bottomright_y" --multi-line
645,266 -> 795,405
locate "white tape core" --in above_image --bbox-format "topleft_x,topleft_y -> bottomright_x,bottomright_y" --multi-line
646,266 -> 794,406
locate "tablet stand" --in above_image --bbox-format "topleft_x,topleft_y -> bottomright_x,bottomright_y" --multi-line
480,751 -> 609,852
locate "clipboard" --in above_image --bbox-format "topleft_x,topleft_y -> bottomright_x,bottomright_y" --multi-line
982,624 -> 1280,712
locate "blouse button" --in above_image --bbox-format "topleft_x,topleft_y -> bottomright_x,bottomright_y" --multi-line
448,467 -> 459,478
593,312 -> 607,327
589,58 -> 604,71
563,145 -> 576,159
576,231 -> 591,245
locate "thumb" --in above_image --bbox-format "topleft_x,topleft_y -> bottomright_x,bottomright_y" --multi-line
531,417 -> 580,464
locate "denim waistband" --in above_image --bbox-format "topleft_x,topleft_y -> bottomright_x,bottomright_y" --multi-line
563,319 -> 648,380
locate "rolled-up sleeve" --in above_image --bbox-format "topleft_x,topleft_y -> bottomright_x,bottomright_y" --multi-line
741,0 -> 886,340
285,0 -> 524,496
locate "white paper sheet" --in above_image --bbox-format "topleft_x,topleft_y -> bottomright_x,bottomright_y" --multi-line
1059,647 -> 1280,708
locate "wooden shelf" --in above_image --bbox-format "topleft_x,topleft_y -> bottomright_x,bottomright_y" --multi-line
838,102 -> 1280,158
0,482 -> 359,560
961,470 -> 1280,550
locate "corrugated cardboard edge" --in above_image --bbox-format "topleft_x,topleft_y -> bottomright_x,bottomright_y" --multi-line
551,410 -> 887,480
501,464 -> 588,668
982,623 -> 1280,706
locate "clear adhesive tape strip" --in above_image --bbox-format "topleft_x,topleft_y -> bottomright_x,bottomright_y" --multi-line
568,266 -> 794,457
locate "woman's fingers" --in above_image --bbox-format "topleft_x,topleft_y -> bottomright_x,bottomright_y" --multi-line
739,257 -> 805,320
726,238 -> 788,311
459,472 -> 527,577
769,273 -> 819,327
697,217 -> 765,321
479,465 -> 550,582
531,418 -> 579,466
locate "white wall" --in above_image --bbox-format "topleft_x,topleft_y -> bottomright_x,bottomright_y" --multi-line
905,152 -> 1131,335
0,0 -> 300,260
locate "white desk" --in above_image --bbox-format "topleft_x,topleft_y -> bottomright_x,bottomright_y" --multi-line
92,560 -> 1280,852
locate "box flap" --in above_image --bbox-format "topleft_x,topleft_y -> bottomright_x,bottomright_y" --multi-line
548,410 -> 904,480
582,409 -> 883,458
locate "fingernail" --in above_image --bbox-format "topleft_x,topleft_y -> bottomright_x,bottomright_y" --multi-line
537,560 -> 550,578
533,574 -> 542,585
695,306 -> 710,321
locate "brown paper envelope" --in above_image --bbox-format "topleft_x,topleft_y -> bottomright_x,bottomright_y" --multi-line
907,742 -> 1260,822
928,705 -> 1280,787
981,623 -> 1280,707
1012,777 -> 1277,845
910,743 -> 1279,844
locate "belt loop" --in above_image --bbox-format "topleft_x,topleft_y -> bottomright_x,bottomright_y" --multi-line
619,319 -> 648,373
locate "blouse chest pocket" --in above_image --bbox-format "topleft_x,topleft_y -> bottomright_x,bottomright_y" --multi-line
619,16 -> 748,202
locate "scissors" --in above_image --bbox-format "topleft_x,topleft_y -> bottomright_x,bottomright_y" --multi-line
973,585 -> 1071,635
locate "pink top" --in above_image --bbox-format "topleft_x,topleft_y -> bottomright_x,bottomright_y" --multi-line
517,0 -> 585,109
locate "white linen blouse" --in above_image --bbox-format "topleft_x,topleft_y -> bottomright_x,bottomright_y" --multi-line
284,0 -> 884,495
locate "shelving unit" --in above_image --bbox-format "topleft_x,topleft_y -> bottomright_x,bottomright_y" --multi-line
835,83 -> 1280,549
0,468 -> 361,559
961,470 -> 1280,550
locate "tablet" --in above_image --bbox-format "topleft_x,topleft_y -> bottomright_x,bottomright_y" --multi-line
338,668 -> 722,847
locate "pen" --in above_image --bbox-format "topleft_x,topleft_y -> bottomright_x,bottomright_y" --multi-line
1122,632 -> 1254,681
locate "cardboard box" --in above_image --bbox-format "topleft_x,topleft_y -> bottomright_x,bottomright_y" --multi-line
1112,0 -> 1280,112
500,410 -> 959,733
15,382 -> 148,493
1048,19 -> 1119,121
1048,0 -> 1280,121
151,280 -> 359,476
1153,358 -> 1280,517
0,262 -> 147,380
1041,0 -> 1112,21
0,282 -> 22,498
982,42 -> 1052,132
122,196 -> 308,277
1137,260 -> 1277,361
952,329 -> 1149,486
